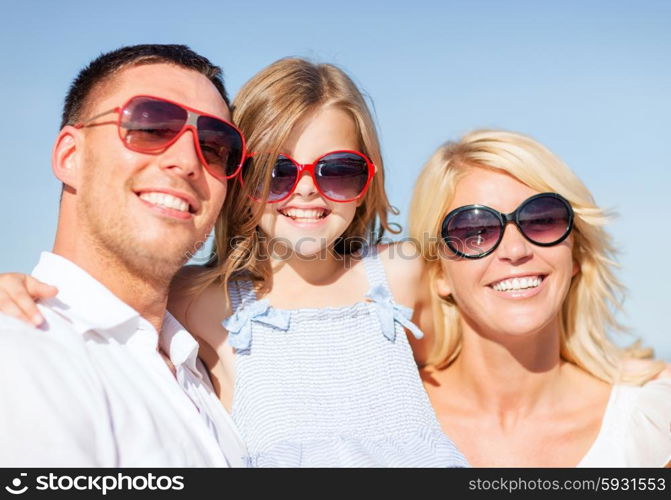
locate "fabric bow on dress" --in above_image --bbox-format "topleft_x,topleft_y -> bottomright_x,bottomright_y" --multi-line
223,300 -> 291,353
365,284 -> 424,342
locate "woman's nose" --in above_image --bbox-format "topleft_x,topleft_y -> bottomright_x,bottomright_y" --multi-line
495,222 -> 534,264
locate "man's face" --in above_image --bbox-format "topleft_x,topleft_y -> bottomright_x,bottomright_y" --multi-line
75,63 -> 230,280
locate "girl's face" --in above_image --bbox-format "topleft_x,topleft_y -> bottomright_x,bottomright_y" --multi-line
436,167 -> 578,340
258,106 -> 362,258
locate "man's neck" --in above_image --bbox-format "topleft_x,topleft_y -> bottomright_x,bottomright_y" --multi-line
52,239 -> 171,333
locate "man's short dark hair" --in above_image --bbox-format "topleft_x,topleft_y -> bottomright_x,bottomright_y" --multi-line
61,44 -> 229,129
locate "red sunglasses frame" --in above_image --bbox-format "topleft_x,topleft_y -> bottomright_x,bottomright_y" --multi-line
241,149 -> 376,203
73,94 -> 248,181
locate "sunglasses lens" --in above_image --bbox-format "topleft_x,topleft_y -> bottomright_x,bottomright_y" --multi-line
315,152 -> 370,201
268,157 -> 298,201
121,97 -> 186,149
443,208 -> 501,257
245,155 -> 298,201
518,196 -> 571,244
121,97 -> 244,179
197,116 -> 244,178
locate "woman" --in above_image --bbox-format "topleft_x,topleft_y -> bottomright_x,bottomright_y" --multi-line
408,129 -> 671,467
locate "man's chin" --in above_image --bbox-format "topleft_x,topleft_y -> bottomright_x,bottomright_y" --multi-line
134,224 -> 202,258
108,235 -> 194,283
144,236 -> 194,261
80,202 -> 202,281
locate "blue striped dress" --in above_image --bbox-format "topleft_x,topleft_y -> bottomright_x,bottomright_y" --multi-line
222,248 -> 468,467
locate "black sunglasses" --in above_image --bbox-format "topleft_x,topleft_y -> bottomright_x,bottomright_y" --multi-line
440,192 -> 574,259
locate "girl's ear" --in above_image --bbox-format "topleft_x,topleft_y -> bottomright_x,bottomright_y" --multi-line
52,126 -> 83,191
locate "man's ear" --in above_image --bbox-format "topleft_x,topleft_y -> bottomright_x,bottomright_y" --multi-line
52,126 -> 83,190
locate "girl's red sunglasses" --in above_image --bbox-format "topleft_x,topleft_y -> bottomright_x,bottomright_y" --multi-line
241,150 -> 375,203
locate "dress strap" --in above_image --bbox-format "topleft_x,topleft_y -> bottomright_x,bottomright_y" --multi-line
228,278 -> 257,313
361,245 -> 392,292
223,277 -> 290,354
362,245 -> 425,343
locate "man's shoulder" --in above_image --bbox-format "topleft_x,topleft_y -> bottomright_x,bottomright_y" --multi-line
0,312 -> 59,347
0,313 -> 38,333
0,314 -> 114,466
0,310 -> 96,382
0,308 -> 83,349
0,309 -> 108,418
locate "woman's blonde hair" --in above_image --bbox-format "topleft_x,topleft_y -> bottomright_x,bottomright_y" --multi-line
194,57 -> 398,298
408,129 -> 663,384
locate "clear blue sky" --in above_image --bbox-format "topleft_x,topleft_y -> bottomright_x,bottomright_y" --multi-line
1,0 -> 669,359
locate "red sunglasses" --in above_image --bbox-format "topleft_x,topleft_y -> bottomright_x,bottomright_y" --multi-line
73,95 -> 247,180
241,150 -> 375,203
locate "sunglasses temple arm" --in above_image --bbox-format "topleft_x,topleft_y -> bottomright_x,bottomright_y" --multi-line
72,107 -> 120,128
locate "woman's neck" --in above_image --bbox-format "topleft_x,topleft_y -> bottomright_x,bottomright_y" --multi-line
447,319 -> 568,418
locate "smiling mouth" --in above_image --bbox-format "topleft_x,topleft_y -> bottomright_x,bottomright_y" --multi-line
489,275 -> 546,292
278,207 -> 331,223
136,192 -> 196,215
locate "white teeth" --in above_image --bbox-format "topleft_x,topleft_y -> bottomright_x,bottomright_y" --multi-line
139,192 -> 189,213
491,276 -> 543,292
280,208 -> 327,220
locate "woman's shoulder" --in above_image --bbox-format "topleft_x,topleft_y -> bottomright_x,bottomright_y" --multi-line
659,364 -> 671,379
619,377 -> 671,451
622,358 -> 671,380
626,372 -> 671,417
613,375 -> 671,416
589,378 -> 671,467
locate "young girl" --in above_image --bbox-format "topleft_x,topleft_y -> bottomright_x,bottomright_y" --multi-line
5,58 -> 467,467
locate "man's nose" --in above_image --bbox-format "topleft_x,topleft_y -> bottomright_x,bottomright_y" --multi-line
157,128 -> 203,179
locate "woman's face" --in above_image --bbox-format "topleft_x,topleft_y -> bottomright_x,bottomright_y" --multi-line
436,166 -> 578,339
257,106 -> 361,258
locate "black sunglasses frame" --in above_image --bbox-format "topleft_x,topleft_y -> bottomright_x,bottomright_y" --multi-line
440,192 -> 575,259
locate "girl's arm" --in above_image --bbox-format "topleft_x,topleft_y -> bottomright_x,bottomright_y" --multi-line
0,273 -> 58,326
168,266 -> 236,411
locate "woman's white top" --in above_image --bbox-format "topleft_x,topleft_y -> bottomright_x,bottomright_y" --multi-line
578,379 -> 671,467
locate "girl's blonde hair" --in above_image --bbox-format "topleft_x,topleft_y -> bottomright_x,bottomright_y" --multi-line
408,129 -> 663,384
194,57 -> 398,297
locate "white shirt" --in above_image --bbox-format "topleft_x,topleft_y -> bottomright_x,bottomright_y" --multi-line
0,252 -> 246,467
578,379 -> 671,467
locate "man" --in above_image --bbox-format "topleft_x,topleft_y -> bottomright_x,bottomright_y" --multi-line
0,44 -> 246,466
